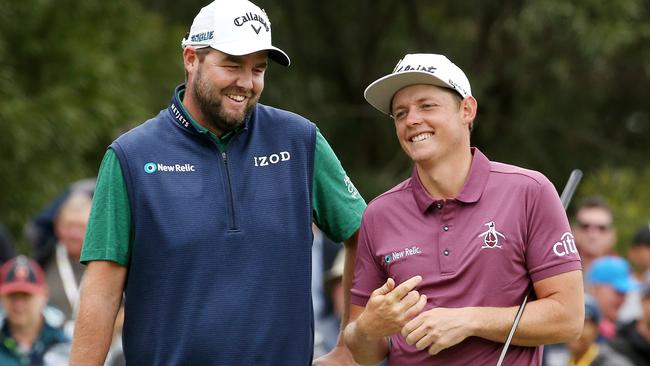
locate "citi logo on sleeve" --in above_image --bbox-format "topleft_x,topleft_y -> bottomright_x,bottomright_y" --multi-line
552,232 -> 578,257
143,162 -> 197,174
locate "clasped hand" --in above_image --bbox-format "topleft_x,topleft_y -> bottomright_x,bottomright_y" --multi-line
358,276 -> 473,355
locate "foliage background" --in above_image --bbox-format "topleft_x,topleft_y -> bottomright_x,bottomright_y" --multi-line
1,0 -> 648,254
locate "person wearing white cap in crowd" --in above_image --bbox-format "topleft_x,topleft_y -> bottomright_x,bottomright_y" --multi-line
344,53 -> 584,365
70,1 -> 366,365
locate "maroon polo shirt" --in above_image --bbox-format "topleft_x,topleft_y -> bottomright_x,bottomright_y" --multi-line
351,148 -> 582,366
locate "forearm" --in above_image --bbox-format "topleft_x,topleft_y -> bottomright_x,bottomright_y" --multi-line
470,297 -> 580,346
344,320 -> 389,365
70,261 -> 126,366
71,300 -> 120,364
472,271 -> 584,346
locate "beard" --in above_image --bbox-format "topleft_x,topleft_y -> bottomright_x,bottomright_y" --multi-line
191,66 -> 259,134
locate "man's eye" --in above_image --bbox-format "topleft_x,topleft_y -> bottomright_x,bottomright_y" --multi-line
420,103 -> 434,110
394,111 -> 406,120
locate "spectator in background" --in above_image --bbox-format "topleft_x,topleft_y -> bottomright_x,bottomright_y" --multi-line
42,191 -> 92,336
0,224 -> 18,265
619,222 -> 650,324
318,249 -> 386,366
565,295 -> 633,366
314,248 -> 345,357
628,223 -> 650,283
24,178 -> 95,266
0,256 -> 69,365
609,279 -> 650,364
572,197 -> 617,276
312,225 -> 345,359
586,256 -> 639,341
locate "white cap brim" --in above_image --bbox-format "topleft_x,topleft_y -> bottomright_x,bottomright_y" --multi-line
364,71 -> 458,115
185,40 -> 290,67
212,39 -> 290,66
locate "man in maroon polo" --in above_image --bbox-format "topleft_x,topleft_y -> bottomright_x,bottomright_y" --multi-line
344,53 -> 584,365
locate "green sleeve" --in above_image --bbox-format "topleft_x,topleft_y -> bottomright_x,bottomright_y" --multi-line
80,148 -> 131,266
312,129 -> 366,242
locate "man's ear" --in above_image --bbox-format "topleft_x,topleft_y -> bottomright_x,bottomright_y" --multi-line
462,96 -> 478,126
183,47 -> 199,75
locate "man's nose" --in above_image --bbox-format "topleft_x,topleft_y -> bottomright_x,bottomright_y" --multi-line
404,107 -> 423,126
234,69 -> 254,90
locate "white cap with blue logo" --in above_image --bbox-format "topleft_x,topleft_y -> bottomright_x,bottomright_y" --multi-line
181,0 -> 290,66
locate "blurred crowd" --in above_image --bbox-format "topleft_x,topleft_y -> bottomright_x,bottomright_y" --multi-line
0,178 -> 124,366
542,197 -> 650,366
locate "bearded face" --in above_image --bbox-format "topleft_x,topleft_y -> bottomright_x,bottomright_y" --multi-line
191,64 -> 260,134
187,49 -> 268,135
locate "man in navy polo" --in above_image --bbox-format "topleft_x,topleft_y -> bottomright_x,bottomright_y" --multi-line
344,53 -> 584,365
69,1 -> 365,365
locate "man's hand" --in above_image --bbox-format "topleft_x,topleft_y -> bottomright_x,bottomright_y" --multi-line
356,276 -> 427,339
312,345 -> 360,366
401,307 -> 475,355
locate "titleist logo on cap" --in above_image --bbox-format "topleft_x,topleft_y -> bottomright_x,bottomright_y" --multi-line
393,63 -> 437,74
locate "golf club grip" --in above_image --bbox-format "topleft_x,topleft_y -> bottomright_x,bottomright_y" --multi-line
496,169 -> 583,366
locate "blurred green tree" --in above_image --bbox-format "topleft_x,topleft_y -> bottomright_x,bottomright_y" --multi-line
0,0 -> 182,250
1,0 -> 649,249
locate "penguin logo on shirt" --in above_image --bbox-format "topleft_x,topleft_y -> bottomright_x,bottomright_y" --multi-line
479,221 -> 505,249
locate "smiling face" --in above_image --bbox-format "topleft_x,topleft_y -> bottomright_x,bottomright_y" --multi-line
391,84 -> 476,168
184,47 -> 268,136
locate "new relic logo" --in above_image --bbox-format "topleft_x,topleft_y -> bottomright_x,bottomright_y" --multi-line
384,246 -> 422,264
144,162 -> 196,174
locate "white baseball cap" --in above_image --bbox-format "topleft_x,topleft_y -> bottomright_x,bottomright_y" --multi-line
181,0 -> 290,66
364,53 -> 472,115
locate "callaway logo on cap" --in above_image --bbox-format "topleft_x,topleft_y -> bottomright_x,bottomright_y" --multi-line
364,53 -> 472,115
181,0 -> 290,66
